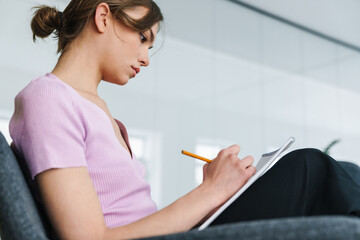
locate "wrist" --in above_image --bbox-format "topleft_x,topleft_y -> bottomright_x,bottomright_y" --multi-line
196,182 -> 223,209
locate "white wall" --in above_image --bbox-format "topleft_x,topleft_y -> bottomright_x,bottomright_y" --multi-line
1,0 -> 360,209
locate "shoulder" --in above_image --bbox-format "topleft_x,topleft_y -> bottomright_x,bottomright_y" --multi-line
16,74 -> 73,105
13,74 -> 80,120
10,73 -> 82,136
9,74 -> 87,168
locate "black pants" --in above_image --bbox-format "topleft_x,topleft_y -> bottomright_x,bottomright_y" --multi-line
211,148 -> 360,226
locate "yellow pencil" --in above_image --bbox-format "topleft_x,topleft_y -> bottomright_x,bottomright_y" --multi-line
181,150 -> 212,163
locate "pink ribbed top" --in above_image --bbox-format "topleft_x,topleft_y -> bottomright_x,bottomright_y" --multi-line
9,73 -> 157,228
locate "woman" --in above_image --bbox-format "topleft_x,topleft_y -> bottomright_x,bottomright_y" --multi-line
8,0 -> 360,239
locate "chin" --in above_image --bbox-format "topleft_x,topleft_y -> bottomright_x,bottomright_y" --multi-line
104,75 -> 130,86
119,80 -> 129,86
119,76 -> 131,85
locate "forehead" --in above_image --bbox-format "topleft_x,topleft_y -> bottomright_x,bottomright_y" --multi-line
149,23 -> 159,38
124,6 -> 148,18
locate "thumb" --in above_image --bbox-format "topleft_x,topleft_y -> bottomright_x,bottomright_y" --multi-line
203,163 -> 209,172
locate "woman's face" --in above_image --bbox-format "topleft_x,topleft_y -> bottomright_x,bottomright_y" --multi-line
101,7 -> 159,85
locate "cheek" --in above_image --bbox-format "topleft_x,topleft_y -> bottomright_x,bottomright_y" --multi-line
126,36 -> 142,54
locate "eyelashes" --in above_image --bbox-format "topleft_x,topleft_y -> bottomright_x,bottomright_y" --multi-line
140,33 -> 147,43
140,32 -> 153,50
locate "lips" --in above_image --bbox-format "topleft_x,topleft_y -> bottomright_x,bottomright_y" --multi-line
131,67 -> 140,77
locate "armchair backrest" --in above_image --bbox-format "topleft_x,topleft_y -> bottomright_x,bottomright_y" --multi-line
0,131 -> 49,240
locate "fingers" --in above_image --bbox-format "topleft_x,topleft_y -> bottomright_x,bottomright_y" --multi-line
216,146 -> 254,169
248,165 -> 257,176
227,144 -> 241,156
237,158 -> 256,181
215,146 -> 255,177
217,144 -> 240,159
241,155 -> 255,168
203,163 -> 209,171
202,145 -> 257,200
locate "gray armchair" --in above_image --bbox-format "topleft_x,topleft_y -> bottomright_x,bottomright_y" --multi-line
0,131 -> 49,240
0,131 -> 359,240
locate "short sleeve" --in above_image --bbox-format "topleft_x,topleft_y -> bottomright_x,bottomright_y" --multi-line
9,78 -> 87,179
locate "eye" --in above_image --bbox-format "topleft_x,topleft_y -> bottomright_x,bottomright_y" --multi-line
140,33 -> 147,43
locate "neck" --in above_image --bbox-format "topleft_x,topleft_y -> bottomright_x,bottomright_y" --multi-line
51,40 -> 102,96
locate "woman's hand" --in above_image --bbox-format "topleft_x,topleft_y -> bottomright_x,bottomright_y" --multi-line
201,145 -> 257,207
36,145 -> 257,239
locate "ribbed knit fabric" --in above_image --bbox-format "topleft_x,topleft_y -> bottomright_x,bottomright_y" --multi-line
9,73 -> 157,228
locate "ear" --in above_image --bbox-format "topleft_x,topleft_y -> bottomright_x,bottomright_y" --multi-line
94,3 -> 111,33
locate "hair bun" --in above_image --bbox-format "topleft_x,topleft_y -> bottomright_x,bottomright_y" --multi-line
31,5 -> 61,42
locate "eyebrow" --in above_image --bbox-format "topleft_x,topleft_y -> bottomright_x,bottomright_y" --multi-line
149,29 -> 156,43
148,29 -> 155,50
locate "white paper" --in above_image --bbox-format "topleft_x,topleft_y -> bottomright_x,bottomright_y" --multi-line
198,137 -> 295,230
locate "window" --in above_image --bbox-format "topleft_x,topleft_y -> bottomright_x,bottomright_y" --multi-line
129,129 -> 162,206
194,144 -> 221,185
0,110 -> 12,144
194,139 -> 233,186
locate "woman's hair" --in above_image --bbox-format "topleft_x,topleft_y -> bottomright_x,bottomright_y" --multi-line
31,0 -> 163,53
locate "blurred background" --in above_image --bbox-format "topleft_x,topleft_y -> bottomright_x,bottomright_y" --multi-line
1,0 -> 360,209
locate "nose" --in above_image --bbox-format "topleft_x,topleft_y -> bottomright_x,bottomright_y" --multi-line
138,48 -> 150,67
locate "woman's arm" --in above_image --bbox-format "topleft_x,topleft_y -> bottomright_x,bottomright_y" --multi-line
37,145 -> 256,240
